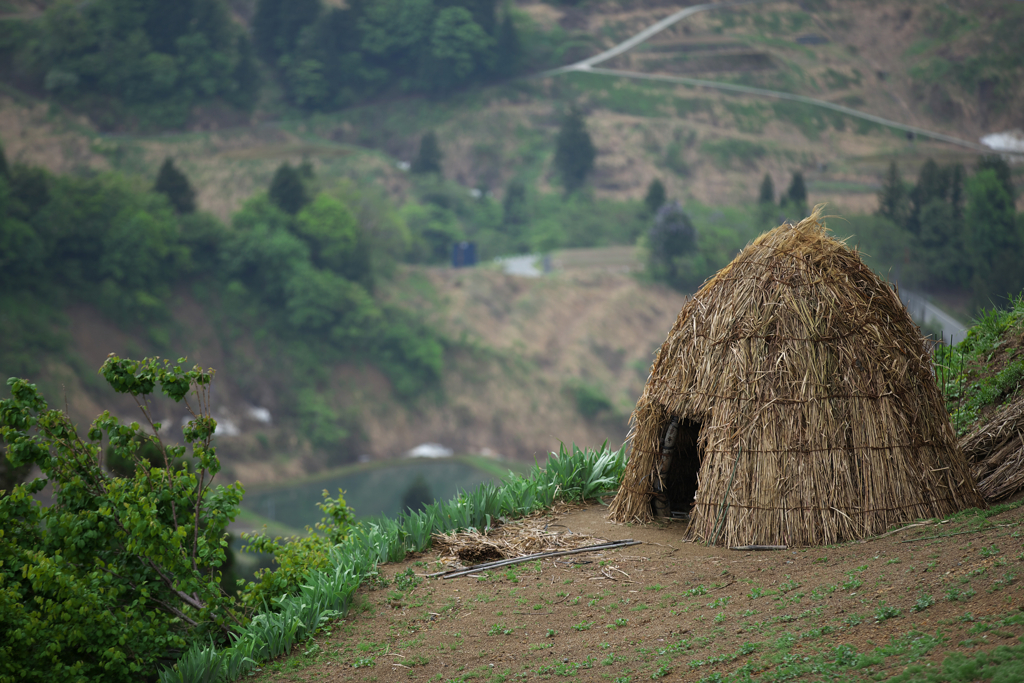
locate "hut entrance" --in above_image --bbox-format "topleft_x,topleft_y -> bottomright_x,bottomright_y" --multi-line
652,418 -> 703,517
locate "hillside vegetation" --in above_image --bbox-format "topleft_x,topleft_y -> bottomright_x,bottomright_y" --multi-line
2,0 -> 1023,480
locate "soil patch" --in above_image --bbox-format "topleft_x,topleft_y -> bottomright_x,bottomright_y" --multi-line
250,500 -> 1024,682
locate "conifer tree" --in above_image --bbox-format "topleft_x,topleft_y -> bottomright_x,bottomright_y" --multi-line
784,171 -> 807,216
411,131 -> 443,176
502,178 -> 528,226
268,162 -> 309,215
648,201 -> 697,290
153,157 -> 196,214
494,6 -> 523,77
758,173 -> 774,204
0,140 -> 9,180
553,107 -> 596,193
949,163 -> 966,220
644,178 -> 666,215
908,159 -> 948,235
876,161 -> 909,227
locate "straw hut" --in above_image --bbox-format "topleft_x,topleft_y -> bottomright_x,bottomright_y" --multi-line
609,210 -> 983,546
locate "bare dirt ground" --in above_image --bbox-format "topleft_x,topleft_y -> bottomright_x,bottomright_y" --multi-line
250,500 -> 1024,682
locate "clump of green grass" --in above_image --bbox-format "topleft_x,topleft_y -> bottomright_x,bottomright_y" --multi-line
488,623 -> 513,636
936,296 -> 1024,435
911,594 -> 935,613
875,604 -> 902,622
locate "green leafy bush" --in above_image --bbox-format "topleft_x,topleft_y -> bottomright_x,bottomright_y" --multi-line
238,489 -> 356,611
1,356 -> 244,681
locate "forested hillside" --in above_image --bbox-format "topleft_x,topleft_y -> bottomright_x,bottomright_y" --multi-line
2,0 -> 1024,478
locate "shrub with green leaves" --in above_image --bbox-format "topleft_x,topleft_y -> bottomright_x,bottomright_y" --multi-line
0,356 -> 245,682
238,488 -> 355,610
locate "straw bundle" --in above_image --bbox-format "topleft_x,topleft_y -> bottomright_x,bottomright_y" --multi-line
431,518 -> 597,566
609,209 -> 983,546
960,393 -> 1024,501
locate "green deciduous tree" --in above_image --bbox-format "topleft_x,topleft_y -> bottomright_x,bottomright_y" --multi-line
399,201 -> 464,263
425,7 -> 495,91
553,107 -> 596,194
411,131 -> 444,176
976,154 -> 1015,202
253,0 -> 322,65
154,157 -> 196,214
0,357 -> 245,681
294,194 -> 373,287
284,264 -> 380,337
7,163 -> 51,220
224,195 -> 308,304
25,0 -> 259,128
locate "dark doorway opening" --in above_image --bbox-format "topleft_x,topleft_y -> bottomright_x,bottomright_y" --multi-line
665,419 -> 702,515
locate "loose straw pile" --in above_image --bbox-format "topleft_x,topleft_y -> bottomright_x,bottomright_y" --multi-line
960,392 -> 1024,501
431,517 -> 598,566
609,207 -> 983,546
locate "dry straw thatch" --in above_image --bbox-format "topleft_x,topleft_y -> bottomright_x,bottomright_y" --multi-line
960,393 -> 1024,501
431,515 -> 597,566
609,209 -> 983,546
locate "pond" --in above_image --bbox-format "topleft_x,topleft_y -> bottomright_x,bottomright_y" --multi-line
240,456 -> 516,531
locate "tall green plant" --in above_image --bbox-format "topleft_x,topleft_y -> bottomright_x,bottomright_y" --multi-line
0,356 -> 245,682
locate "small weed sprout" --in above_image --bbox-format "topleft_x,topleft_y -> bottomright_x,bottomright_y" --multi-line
874,604 -> 901,621
353,656 -> 376,668
946,587 -> 976,602
911,594 -> 935,612
779,578 -> 801,593
572,621 -> 594,631
842,575 -> 863,591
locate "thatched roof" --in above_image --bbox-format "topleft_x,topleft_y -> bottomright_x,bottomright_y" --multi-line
960,393 -> 1024,501
609,210 -> 984,546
